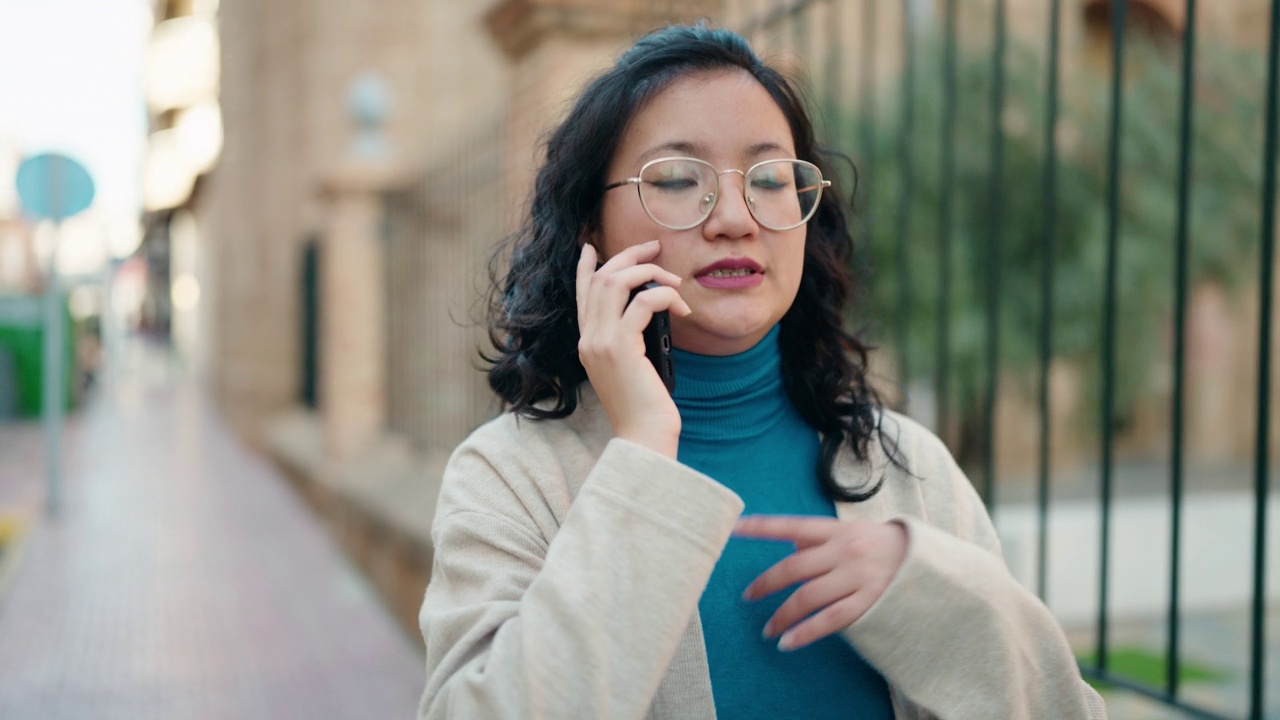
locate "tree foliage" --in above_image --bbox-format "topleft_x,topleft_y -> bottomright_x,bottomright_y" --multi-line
841,29 -> 1267,451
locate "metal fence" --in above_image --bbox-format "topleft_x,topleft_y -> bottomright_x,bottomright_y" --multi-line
726,0 -> 1276,717
381,114 -> 508,454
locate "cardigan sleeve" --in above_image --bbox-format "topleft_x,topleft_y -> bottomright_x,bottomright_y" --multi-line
417,433 -> 743,720
842,424 -> 1108,719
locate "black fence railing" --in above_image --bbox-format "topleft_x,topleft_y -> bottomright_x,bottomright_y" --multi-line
732,0 -> 1276,717
1249,2 -> 1278,715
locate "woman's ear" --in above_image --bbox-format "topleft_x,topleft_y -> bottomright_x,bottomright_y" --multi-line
581,224 -> 604,260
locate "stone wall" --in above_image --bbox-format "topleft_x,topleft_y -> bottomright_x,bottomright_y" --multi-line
205,0 -> 508,437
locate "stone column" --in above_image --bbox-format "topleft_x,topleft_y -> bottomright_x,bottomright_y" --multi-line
318,74 -> 401,461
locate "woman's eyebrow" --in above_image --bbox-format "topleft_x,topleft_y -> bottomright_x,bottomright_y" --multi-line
635,140 -> 792,164
638,141 -> 702,162
746,141 -> 788,158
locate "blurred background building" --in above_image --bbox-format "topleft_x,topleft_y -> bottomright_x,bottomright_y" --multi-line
2,0 -> 1279,717
196,0 -> 1280,472
139,0 -> 223,366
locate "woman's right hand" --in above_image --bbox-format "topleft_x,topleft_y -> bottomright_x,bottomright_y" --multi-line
576,241 -> 692,459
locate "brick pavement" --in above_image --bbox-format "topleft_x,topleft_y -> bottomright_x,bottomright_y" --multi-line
0,349 -> 425,719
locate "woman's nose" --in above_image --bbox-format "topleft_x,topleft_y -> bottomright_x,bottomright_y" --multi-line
701,173 -> 758,240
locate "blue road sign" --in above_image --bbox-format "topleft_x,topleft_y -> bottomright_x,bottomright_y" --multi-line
12,151 -> 94,517
16,152 -> 95,222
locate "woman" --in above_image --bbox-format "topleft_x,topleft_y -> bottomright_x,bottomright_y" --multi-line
418,23 -> 1106,720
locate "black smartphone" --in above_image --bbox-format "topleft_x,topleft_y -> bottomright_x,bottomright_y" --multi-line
628,282 -> 676,394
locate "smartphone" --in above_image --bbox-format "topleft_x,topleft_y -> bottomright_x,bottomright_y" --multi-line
628,282 -> 676,394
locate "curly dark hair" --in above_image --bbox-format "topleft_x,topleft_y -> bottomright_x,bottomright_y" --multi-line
484,23 -> 894,502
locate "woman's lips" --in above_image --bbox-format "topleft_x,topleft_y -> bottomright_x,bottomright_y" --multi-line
694,259 -> 765,289
696,272 -> 764,289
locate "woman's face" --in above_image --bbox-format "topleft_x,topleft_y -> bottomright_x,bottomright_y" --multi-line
593,69 -> 807,356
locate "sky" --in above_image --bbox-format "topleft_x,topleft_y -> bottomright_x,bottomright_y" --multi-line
0,0 -> 152,216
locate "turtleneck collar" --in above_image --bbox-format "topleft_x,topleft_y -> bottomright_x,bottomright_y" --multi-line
671,325 -> 791,442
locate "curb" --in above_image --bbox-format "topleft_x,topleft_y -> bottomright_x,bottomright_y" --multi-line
0,513 -> 33,612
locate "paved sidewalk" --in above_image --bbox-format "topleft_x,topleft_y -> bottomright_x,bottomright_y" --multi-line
0,348 -> 425,719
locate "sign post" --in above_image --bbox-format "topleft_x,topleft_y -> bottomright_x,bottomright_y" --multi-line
15,152 -> 95,517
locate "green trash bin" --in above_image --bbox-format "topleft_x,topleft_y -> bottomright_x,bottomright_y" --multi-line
0,293 -> 72,418
0,345 -> 16,419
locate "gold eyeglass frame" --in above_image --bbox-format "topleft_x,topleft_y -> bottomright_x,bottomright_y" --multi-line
603,156 -> 831,231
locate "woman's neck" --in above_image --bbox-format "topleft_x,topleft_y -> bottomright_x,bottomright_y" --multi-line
671,325 -> 789,442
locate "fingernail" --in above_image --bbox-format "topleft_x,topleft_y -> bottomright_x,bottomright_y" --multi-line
742,588 -> 754,602
760,622 -> 773,638
777,632 -> 797,652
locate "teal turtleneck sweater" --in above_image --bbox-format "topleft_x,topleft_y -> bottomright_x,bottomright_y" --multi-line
673,325 -> 892,720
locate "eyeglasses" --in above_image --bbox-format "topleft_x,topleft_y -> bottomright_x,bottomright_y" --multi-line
603,156 -> 831,231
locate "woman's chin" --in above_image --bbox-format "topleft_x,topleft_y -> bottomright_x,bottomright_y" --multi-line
670,316 -> 775,356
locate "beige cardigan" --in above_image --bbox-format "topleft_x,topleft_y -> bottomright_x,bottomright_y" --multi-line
417,387 -> 1107,719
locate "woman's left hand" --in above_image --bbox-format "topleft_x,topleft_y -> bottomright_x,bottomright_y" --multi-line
735,516 -> 908,652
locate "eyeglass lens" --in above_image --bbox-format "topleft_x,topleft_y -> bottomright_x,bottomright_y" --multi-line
637,159 -> 823,230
